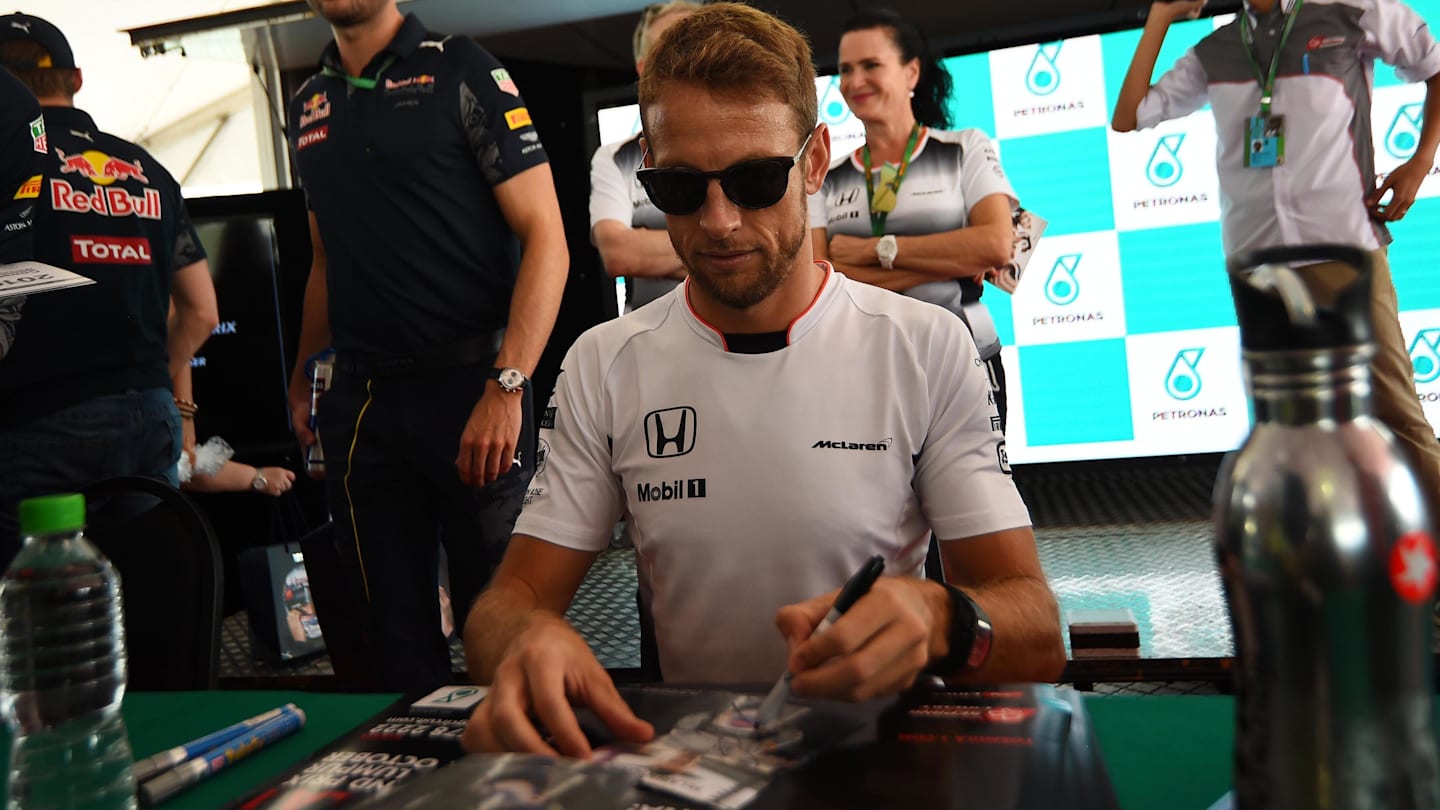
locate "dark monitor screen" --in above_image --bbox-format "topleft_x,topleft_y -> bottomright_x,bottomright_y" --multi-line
187,191 -> 310,458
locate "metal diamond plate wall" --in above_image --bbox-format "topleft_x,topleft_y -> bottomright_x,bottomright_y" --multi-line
1039,521 -> 1233,659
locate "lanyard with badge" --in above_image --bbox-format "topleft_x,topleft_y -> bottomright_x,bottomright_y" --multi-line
1240,0 -> 1303,168
863,124 -> 924,236
321,54 -> 398,89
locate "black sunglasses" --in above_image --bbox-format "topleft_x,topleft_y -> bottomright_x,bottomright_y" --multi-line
636,128 -> 816,216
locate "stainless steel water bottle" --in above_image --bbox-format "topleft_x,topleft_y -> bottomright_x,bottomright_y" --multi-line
1216,244 -> 1439,809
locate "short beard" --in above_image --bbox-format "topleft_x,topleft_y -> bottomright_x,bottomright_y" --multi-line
685,207 -> 808,311
308,0 -> 384,28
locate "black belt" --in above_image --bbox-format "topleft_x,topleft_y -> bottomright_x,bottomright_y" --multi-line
334,329 -> 506,378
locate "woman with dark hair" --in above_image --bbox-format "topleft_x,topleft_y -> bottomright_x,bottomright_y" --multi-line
811,8 -> 1019,430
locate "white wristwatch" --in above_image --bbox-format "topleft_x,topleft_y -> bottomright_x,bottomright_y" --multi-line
490,367 -> 529,394
251,469 -> 268,493
877,234 -> 898,270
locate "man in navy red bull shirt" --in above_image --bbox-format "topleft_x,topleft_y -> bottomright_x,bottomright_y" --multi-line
0,13 -> 219,566
286,0 -> 569,693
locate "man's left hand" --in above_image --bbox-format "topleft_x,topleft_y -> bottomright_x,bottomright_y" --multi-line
1368,157 -> 1435,221
828,234 -> 879,268
456,384 -> 524,488
775,576 -> 945,703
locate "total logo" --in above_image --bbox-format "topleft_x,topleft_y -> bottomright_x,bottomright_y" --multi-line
70,235 -> 152,265
55,149 -> 147,185
1386,103 -> 1424,160
1410,328 -> 1440,385
1146,134 -> 1185,188
1044,254 -> 1082,306
1165,348 -> 1204,400
1025,42 -> 1063,96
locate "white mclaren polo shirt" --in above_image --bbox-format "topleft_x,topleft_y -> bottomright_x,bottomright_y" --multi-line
515,265 -> 1030,683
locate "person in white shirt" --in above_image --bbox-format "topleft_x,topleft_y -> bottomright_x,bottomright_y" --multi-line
588,1 -> 700,312
462,2 -> 1065,759
1113,0 -> 1440,506
811,8 -> 1019,430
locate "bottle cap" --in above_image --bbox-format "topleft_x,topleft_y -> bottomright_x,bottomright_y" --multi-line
1227,244 -> 1373,352
18,494 -> 86,536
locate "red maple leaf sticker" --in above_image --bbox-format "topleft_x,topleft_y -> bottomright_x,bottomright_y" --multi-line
1389,531 -> 1437,604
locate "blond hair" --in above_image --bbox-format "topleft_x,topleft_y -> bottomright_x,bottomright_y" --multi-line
638,2 -> 817,142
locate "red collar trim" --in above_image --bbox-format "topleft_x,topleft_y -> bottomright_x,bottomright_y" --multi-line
787,262 -> 833,344
682,261 -> 834,353
683,280 -> 729,352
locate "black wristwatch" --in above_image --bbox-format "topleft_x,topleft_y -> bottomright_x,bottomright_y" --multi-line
928,582 -> 993,675
488,367 -> 529,393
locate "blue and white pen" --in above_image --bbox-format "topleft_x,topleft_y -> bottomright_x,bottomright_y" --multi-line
753,554 -> 886,728
131,703 -> 300,784
138,708 -> 308,807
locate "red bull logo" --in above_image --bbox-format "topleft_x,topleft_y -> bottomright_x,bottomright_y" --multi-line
51,179 -> 162,220
300,92 -> 330,128
55,149 -> 149,186
384,74 -> 436,93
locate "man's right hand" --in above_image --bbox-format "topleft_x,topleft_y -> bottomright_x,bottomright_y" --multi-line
462,616 -> 653,759
288,376 -> 319,472
1151,0 -> 1206,24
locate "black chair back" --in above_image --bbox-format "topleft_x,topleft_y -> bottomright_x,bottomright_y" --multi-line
82,476 -> 222,690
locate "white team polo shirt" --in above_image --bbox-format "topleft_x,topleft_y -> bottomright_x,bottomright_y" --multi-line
589,135 -> 677,310
808,128 -> 1018,356
1137,0 -> 1440,256
515,265 -> 1029,683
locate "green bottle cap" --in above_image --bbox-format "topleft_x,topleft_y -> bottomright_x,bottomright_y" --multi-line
18,494 -> 86,536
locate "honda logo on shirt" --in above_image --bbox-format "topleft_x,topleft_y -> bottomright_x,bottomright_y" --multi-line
645,406 -> 696,458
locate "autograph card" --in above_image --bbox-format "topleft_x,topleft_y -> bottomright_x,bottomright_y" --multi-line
0,261 -> 93,299
991,208 -> 1048,294
594,692 -> 856,809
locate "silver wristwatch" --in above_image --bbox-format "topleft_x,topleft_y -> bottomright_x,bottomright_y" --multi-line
877,233 -> 898,270
490,367 -> 529,394
251,469 -> 268,492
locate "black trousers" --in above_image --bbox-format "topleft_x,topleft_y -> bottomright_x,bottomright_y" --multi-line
317,359 -> 534,694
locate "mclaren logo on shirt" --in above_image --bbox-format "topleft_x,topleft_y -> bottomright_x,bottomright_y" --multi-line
812,437 -> 893,452
645,407 -> 696,458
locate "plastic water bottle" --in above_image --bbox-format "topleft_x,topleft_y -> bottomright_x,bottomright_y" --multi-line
1,494 -> 136,809
1216,245 -> 1439,809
